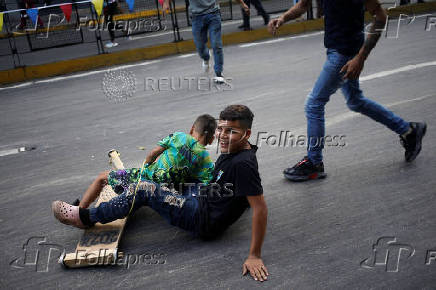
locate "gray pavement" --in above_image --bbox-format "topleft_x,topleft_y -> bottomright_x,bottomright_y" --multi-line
1,15 -> 436,289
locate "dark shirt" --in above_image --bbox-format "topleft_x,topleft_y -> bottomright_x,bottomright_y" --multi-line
323,0 -> 365,56
197,144 -> 263,238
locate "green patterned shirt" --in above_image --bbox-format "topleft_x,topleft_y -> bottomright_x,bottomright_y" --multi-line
143,132 -> 214,185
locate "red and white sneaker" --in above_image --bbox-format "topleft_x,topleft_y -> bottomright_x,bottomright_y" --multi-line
52,201 -> 88,229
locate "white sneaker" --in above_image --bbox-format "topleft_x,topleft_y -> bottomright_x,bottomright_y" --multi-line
213,75 -> 225,84
202,60 -> 209,73
105,42 -> 118,48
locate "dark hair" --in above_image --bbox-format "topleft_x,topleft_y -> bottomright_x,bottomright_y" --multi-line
219,105 -> 254,129
194,114 -> 217,143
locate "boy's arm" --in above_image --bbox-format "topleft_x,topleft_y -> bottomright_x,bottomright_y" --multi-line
243,195 -> 268,282
145,146 -> 166,164
268,0 -> 310,35
340,0 -> 387,80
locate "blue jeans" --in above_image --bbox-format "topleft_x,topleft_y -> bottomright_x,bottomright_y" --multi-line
191,11 -> 223,76
89,181 -> 200,234
305,49 -> 410,164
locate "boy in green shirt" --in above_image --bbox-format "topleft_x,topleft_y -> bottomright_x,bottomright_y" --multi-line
77,114 -> 216,208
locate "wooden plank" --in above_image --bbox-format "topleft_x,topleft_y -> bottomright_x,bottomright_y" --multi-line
60,150 -> 128,268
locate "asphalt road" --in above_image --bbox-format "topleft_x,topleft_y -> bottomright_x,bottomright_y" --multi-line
1,15 -> 435,289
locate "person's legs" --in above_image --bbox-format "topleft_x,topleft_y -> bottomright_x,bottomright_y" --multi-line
207,12 -> 224,77
88,181 -> 200,232
284,49 -> 345,181
341,79 -> 410,135
53,181 -> 200,233
192,14 -> 210,62
305,49 -> 347,164
251,0 -> 269,24
79,170 -> 110,208
316,0 -> 323,18
241,0 -> 251,28
107,3 -> 117,43
341,71 -> 426,162
19,11 -> 27,29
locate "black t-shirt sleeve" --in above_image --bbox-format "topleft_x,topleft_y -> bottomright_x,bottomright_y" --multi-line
233,160 -> 263,197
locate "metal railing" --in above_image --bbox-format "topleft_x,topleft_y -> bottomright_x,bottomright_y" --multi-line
0,0 -> 321,70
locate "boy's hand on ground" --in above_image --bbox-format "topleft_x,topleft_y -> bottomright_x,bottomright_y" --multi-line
268,18 -> 283,36
340,55 -> 365,80
242,256 -> 268,282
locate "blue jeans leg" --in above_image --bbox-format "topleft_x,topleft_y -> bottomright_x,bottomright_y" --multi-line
305,48 -> 410,164
306,49 -> 345,164
341,78 -> 410,135
208,12 -> 224,75
89,181 -> 200,233
192,15 -> 210,62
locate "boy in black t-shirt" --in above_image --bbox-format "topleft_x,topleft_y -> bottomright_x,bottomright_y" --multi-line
52,105 -> 268,282
199,105 -> 268,281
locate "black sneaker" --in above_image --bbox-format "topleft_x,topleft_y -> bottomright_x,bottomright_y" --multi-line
400,122 -> 427,162
283,156 -> 327,181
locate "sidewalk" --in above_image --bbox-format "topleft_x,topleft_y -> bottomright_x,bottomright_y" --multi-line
1,1 -> 435,85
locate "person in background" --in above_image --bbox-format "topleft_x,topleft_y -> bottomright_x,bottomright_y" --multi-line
163,0 -> 249,83
238,0 -> 270,31
104,0 -> 118,48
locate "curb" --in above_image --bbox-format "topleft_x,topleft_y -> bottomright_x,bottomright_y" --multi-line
1,2 -> 435,86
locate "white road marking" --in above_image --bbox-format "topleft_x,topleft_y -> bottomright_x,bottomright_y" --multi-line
239,31 -> 324,47
0,148 -> 20,157
360,61 -> 436,82
0,60 -> 162,90
128,30 -> 178,40
178,53 -> 196,58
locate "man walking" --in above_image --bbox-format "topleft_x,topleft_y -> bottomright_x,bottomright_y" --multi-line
268,0 -> 426,181
163,0 -> 249,83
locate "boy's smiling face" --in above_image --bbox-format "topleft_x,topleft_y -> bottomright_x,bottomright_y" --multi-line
215,120 -> 251,153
